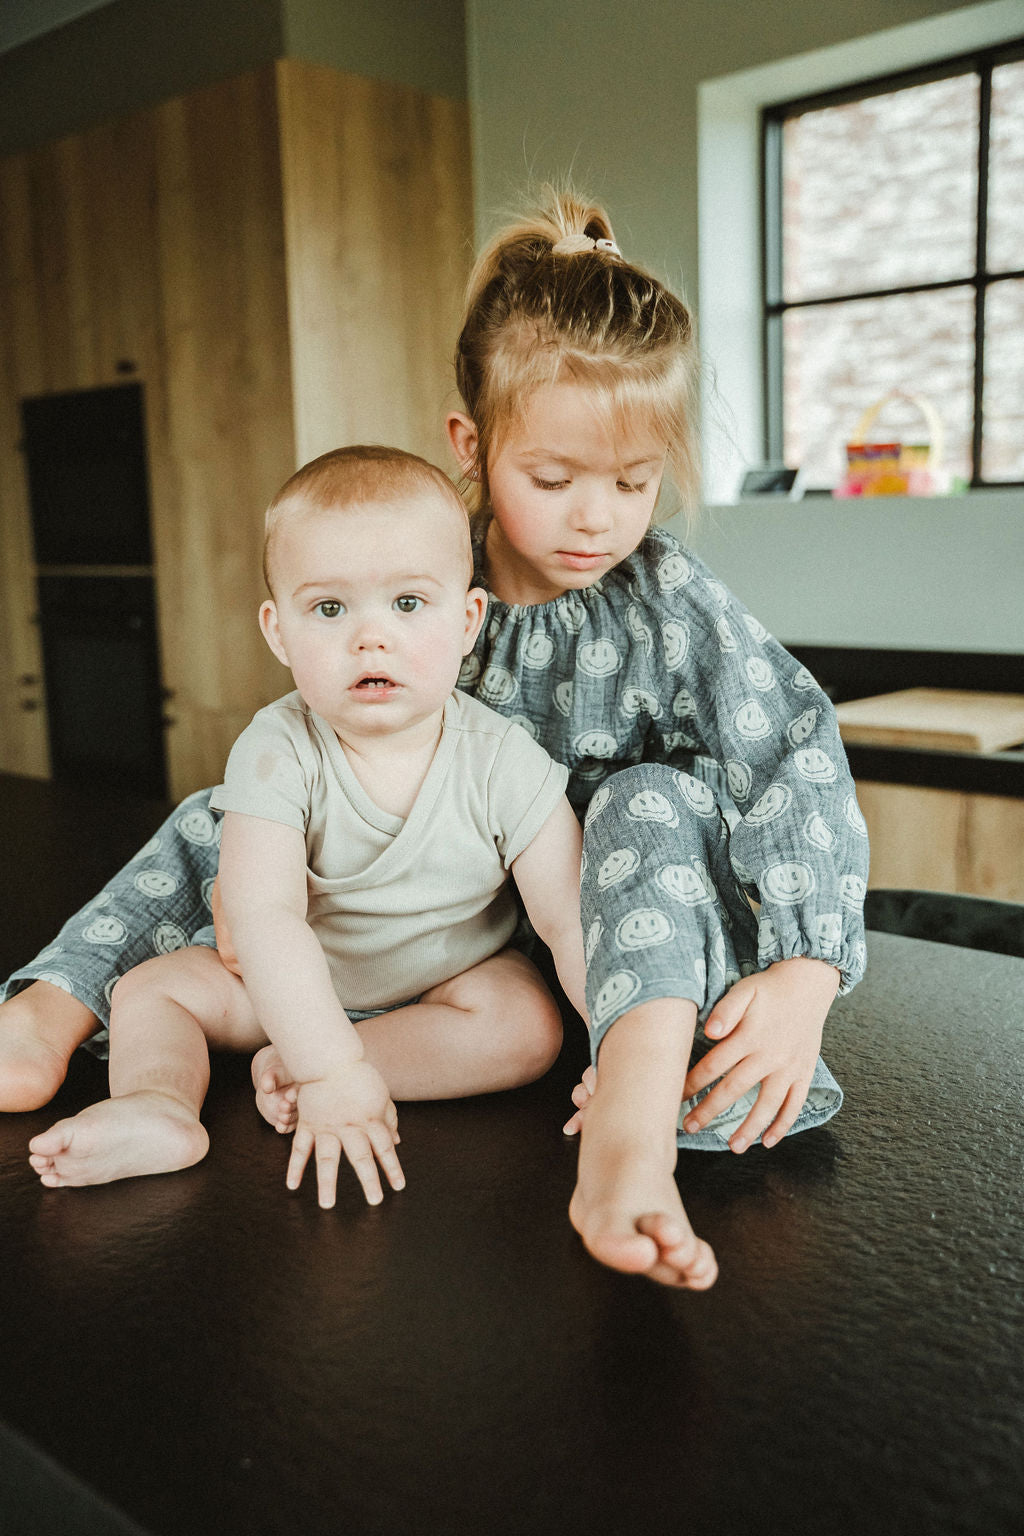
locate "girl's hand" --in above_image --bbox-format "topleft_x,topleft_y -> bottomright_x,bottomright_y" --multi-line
681,957 -> 840,1153
288,1062 -> 405,1208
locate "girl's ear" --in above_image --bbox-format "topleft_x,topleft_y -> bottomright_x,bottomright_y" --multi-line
462,586 -> 488,655
446,412 -> 480,479
259,601 -> 290,669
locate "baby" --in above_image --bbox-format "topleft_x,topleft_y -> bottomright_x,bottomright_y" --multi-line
29,446 -> 587,1207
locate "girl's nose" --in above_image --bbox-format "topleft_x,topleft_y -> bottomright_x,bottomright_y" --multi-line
569,492 -> 614,535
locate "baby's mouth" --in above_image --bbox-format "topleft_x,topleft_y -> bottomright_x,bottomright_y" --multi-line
353,674 -> 398,692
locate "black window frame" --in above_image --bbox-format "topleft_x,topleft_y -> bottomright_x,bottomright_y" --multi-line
762,37 -> 1024,492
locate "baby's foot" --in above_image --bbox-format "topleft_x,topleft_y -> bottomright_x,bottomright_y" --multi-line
0,983 -> 98,1112
569,1132 -> 718,1290
251,1044 -> 298,1133
28,1093 -> 209,1187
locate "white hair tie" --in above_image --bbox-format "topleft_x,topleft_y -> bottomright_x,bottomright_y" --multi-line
551,234 -> 621,258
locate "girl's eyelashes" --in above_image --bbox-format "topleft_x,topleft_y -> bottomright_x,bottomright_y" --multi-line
617,479 -> 649,494
530,475 -> 570,491
314,599 -> 345,618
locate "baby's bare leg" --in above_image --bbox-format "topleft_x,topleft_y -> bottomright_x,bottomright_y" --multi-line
0,982 -> 99,1112
252,947 -> 563,1125
568,998 -> 718,1290
28,949 -> 263,1187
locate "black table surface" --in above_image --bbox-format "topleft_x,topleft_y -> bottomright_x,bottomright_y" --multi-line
1,778 -> 1023,1535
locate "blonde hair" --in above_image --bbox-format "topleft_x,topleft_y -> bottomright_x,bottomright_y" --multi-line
455,187 -> 700,521
263,445 -> 471,593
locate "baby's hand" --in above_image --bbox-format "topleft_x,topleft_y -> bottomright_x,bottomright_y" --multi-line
682,956 -> 840,1153
251,1044 -> 299,1134
289,1060 -> 404,1208
562,1064 -> 597,1136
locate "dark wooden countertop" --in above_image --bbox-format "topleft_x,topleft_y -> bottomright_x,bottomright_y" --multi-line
1,929 -> 1023,1536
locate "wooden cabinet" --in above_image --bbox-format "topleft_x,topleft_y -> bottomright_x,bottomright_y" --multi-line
0,60 -> 472,798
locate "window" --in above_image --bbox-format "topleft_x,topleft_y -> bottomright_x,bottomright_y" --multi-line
763,41 -> 1024,492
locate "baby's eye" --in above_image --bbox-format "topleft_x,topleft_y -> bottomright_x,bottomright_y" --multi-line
314,600 -> 344,618
393,595 -> 424,614
531,476 -> 570,491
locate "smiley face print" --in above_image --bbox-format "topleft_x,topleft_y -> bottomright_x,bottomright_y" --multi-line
787,708 -> 819,746
703,578 -> 730,609
620,687 -> 662,720
574,730 -> 619,759
726,759 -> 753,802
840,874 -> 867,909
745,784 -> 792,825
615,908 -> 675,951
458,655 -> 482,688
591,969 -> 643,1025
675,773 -> 717,816
522,633 -> 555,669
672,687 -> 697,720
803,813 -> 835,852
585,918 -> 604,964
791,665 -> 818,691
656,861 -> 717,906
745,657 -> 776,692
584,783 -> 614,826
733,699 -> 772,741
130,835 -> 162,861
133,870 -> 179,899
82,914 -> 128,945
627,790 -> 679,826
153,922 -> 189,954
762,861 -> 816,904
662,620 -> 689,669
715,616 -> 737,653
656,551 -> 693,592
553,681 -> 574,717
177,808 -> 221,845
555,593 -> 587,634
577,639 -> 622,678
815,912 -> 843,947
742,613 -> 769,644
626,603 -> 654,656
597,846 -> 642,888
844,795 -> 869,837
794,748 -> 838,784
478,665 -> 519,706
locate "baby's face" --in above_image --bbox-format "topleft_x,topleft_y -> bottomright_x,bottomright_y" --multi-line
261,493 -> 486,742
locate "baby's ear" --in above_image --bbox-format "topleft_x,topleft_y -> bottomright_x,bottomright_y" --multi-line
463,586 -> 488,653
446,411 -> 480,478
259,601 -> 290,669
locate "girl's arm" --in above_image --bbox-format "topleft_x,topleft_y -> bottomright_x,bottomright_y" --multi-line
218,810 -> 403,1206
510,798 -> 588,1021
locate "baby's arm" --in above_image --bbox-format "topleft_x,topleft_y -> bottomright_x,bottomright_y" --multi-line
510,798 -> 588,1020
217,811 -> 404,1207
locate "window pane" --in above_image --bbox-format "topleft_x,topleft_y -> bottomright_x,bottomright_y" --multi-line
782,288 -> 974,489
987,59 -> 1024,274
982,278 -> 1024,481
782,75 -> 979,302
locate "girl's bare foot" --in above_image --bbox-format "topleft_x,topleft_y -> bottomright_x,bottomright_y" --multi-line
569,1143 -> 718,1288
251,1044 -> 298,1133
0,983 -> 99,1112
28,1092 -> 209,1187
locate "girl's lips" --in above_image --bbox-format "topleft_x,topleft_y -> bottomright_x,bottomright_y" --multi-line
557,551 -> 608,571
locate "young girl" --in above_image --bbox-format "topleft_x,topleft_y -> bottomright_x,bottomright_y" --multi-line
1,189 -> 868,1290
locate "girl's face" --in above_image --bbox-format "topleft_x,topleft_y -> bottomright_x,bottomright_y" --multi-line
449,382 -> 668,606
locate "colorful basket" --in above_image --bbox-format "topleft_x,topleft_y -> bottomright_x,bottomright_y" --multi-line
835,390 -> 947,497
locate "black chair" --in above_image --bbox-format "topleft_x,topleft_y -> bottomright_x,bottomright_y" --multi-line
864,888 -> 1024,959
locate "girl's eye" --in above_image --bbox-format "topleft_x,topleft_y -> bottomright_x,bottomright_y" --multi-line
617,479 -> 649,494
393,595 -> 424,614
314,600 -> 344,618
531,476 -> 570,491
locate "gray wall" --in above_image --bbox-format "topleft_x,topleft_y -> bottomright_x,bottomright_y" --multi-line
0,0 -> 466,154
465,0 -> 986,298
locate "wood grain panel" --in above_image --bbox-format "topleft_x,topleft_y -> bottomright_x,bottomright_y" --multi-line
276,59 -> 473,470
856,780 -> 1024,901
